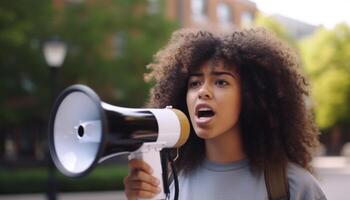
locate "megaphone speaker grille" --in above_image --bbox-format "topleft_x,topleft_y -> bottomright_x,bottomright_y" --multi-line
49,85 -> 105,177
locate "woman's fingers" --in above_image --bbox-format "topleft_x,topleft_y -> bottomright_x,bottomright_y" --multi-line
128,159 -> 153,174
124,160 -> 161,200
129,181 -> 161,193
125,188 -> 159,199
124,176 -> 161,199
129,169 -> 160,186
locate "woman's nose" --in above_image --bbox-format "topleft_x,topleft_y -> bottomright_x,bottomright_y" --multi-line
198,84 -> 212,100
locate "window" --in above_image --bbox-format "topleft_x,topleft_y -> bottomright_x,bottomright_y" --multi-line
192,0 -> 208,22
148,0 -> 160,15
65,0 -> 84,4
217,2 -> 232,26
112,32 -> 126,58
21,76 -> 34,92
241,11 -> 254,27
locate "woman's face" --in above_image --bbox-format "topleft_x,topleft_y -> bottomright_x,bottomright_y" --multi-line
186,60 -> 241,140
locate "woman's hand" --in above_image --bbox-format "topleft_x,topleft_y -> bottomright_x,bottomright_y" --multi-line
124,159 -> 161,200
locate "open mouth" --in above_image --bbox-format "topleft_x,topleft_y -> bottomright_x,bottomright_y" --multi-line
197,108 -> 215,118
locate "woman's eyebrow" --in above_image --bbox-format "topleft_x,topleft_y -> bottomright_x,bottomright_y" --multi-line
189,71 -> 236,78
211,71 -> 236,78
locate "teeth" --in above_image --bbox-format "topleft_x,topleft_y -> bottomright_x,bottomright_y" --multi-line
199,107 -> 212,111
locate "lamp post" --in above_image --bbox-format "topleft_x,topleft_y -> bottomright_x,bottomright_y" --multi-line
43,38 -> 67,200
43,38 -> 67,97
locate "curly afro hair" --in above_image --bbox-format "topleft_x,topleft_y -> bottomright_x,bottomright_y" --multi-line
145,28 -> 320,174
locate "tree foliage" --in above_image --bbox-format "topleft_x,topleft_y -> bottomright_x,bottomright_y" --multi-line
254,12 -> 296,47
0,0 -> 178,126
0,0 -> 53,126
54,0 -> 177,106
300,24 -> 350,129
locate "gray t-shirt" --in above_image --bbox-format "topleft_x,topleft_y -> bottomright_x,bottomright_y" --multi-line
170,159 -> 327,200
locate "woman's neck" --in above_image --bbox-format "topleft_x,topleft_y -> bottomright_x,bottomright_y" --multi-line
205,127 -> 246,163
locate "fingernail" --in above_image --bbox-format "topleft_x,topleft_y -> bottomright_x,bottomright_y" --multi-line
157,187 -> 161,193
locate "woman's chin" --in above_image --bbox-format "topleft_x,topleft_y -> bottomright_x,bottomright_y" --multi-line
195,131 -> 212,140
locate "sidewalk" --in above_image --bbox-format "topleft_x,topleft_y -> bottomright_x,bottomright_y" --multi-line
0,191 -> 126,200
313,156 -> 350,173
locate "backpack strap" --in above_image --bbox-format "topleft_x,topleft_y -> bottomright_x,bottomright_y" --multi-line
264,161 -> 290,200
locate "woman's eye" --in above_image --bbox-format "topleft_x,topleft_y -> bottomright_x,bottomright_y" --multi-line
215,80 -> 228,86
188,80 -> 201,88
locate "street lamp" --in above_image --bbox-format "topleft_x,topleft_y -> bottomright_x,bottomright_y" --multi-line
43,38 -> 67,200
43,38 -> 67,97
43,37 -> 67,97
43,38 -> 67,68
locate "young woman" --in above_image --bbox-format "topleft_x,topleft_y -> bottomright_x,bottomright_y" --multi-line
123,28 -> 327,200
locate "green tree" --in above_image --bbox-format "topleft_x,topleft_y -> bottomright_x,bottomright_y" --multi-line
299,23 -> 350,129
55,0 -> 177,107
0,0 -> 53,126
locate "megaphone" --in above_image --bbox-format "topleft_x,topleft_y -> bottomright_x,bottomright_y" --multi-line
48,84 -> 190,200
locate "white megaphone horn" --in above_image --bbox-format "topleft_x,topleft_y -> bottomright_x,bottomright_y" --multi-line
48,84 -> 190,200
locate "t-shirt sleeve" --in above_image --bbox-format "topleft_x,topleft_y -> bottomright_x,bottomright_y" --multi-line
287,163 -> 327,200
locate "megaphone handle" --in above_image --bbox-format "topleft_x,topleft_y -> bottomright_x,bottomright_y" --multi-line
129,147 -> 166,200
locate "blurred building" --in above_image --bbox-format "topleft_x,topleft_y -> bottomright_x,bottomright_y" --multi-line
166,0 -> 258,31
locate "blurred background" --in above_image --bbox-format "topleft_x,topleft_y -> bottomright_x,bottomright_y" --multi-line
0,0 -> 349,199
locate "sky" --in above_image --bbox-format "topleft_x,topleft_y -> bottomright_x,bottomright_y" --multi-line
251,0 -> 350,28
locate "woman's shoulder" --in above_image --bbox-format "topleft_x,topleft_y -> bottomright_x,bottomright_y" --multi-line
286,162 -> 327,200
286,162 -> 318,186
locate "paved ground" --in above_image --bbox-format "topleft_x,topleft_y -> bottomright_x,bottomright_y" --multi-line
317,169 -> 350,200
313,156 -> 350,200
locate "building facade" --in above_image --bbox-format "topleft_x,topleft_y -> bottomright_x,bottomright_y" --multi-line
166,0 -> 257,31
